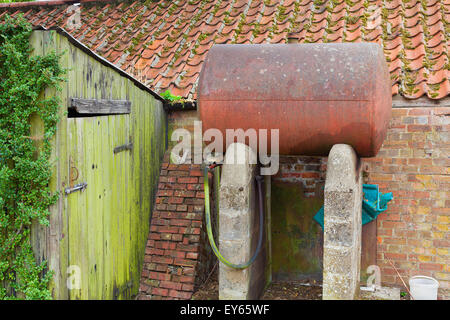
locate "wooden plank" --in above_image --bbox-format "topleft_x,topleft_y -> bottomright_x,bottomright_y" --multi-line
67,118 -> 82,300
93,116 -> 105,299
124,114 -> 132,298
77,117 -> 89,300
131,86 -> 141,295
70,98 -> 131,114
75,48 -> 88,300
361,220 -> 377,283
125,81 -> 135,297
53,31 -> 70,300
103,116 -> 113,299
133,91 -> 143,296
84,118 -> 96,299
392,95 -> 450,108
120,77 -> 130,299
67,40 -> 86,300
111,115 -> 120,299
116,115 -> 125,299
84,50 -> 97,300
142,98 -> 150,278
119,115 -> 127,299
67,119 -> 75,299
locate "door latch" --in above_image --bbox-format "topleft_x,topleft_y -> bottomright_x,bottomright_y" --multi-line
65,182 -> 87,195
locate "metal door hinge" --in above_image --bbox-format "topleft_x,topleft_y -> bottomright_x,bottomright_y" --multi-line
65,182 -> 87,195
113,142 -> 133,154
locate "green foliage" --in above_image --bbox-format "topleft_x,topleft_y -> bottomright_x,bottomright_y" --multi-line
160,89 -> 185,104
0,14 -> 65,299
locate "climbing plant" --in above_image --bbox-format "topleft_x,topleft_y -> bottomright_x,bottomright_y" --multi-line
0,14 -> 65,299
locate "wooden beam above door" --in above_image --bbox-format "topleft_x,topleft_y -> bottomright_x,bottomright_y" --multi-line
70,98 -> 131,115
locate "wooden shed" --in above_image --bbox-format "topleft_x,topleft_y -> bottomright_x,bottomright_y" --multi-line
30,28 -> 167,299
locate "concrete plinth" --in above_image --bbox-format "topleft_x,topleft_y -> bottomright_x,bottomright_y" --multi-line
323,144 -> 362,300
218,143 -> 266,300
359,286 -> 400,300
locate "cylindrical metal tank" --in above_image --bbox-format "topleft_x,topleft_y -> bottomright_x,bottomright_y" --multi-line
197,43 -> 392,157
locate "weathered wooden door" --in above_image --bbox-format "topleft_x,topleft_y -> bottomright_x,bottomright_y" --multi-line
66,114 -> 133,299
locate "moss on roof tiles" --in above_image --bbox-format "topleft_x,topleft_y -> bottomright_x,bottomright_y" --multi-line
1,0 -> 447,100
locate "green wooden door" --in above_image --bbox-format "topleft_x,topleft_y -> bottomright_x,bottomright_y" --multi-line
66,114 -> 132,299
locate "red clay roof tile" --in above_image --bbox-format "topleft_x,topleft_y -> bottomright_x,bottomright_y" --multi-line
0,0 -> 448,100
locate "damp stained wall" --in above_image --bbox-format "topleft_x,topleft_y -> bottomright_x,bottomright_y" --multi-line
271,156 -> 378,283
271,179 -> 324,281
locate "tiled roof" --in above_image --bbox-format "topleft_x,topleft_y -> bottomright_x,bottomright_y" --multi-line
1,0 -> 449,100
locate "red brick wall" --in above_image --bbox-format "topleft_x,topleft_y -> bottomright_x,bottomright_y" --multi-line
364,106 -> 449,299
273,156 -> 327,197
137,151 -> 214,300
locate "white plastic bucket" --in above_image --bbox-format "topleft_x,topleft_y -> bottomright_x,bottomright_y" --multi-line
409,276 -> 439,300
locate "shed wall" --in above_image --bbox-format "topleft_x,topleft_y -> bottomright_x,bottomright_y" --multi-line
30,30 -> 167,299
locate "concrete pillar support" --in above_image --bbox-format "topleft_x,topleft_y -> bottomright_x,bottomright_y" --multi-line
323,144 -> 362,300
218,142 -> 261,300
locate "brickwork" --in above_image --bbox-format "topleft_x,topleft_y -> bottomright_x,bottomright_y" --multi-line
273,156 -> 327,198
137,150 -> 214,300
149,105 -> 449,299
273,106 -> 449,299
364,106 -> 449,299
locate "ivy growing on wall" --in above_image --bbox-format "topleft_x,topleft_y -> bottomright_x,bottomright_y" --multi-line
0,14 -> 65,299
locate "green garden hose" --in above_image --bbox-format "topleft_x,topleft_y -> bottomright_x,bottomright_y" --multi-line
203,165 -> 264,269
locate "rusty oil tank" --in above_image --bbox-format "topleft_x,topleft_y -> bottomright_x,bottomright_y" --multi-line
197,43 -> 392,157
